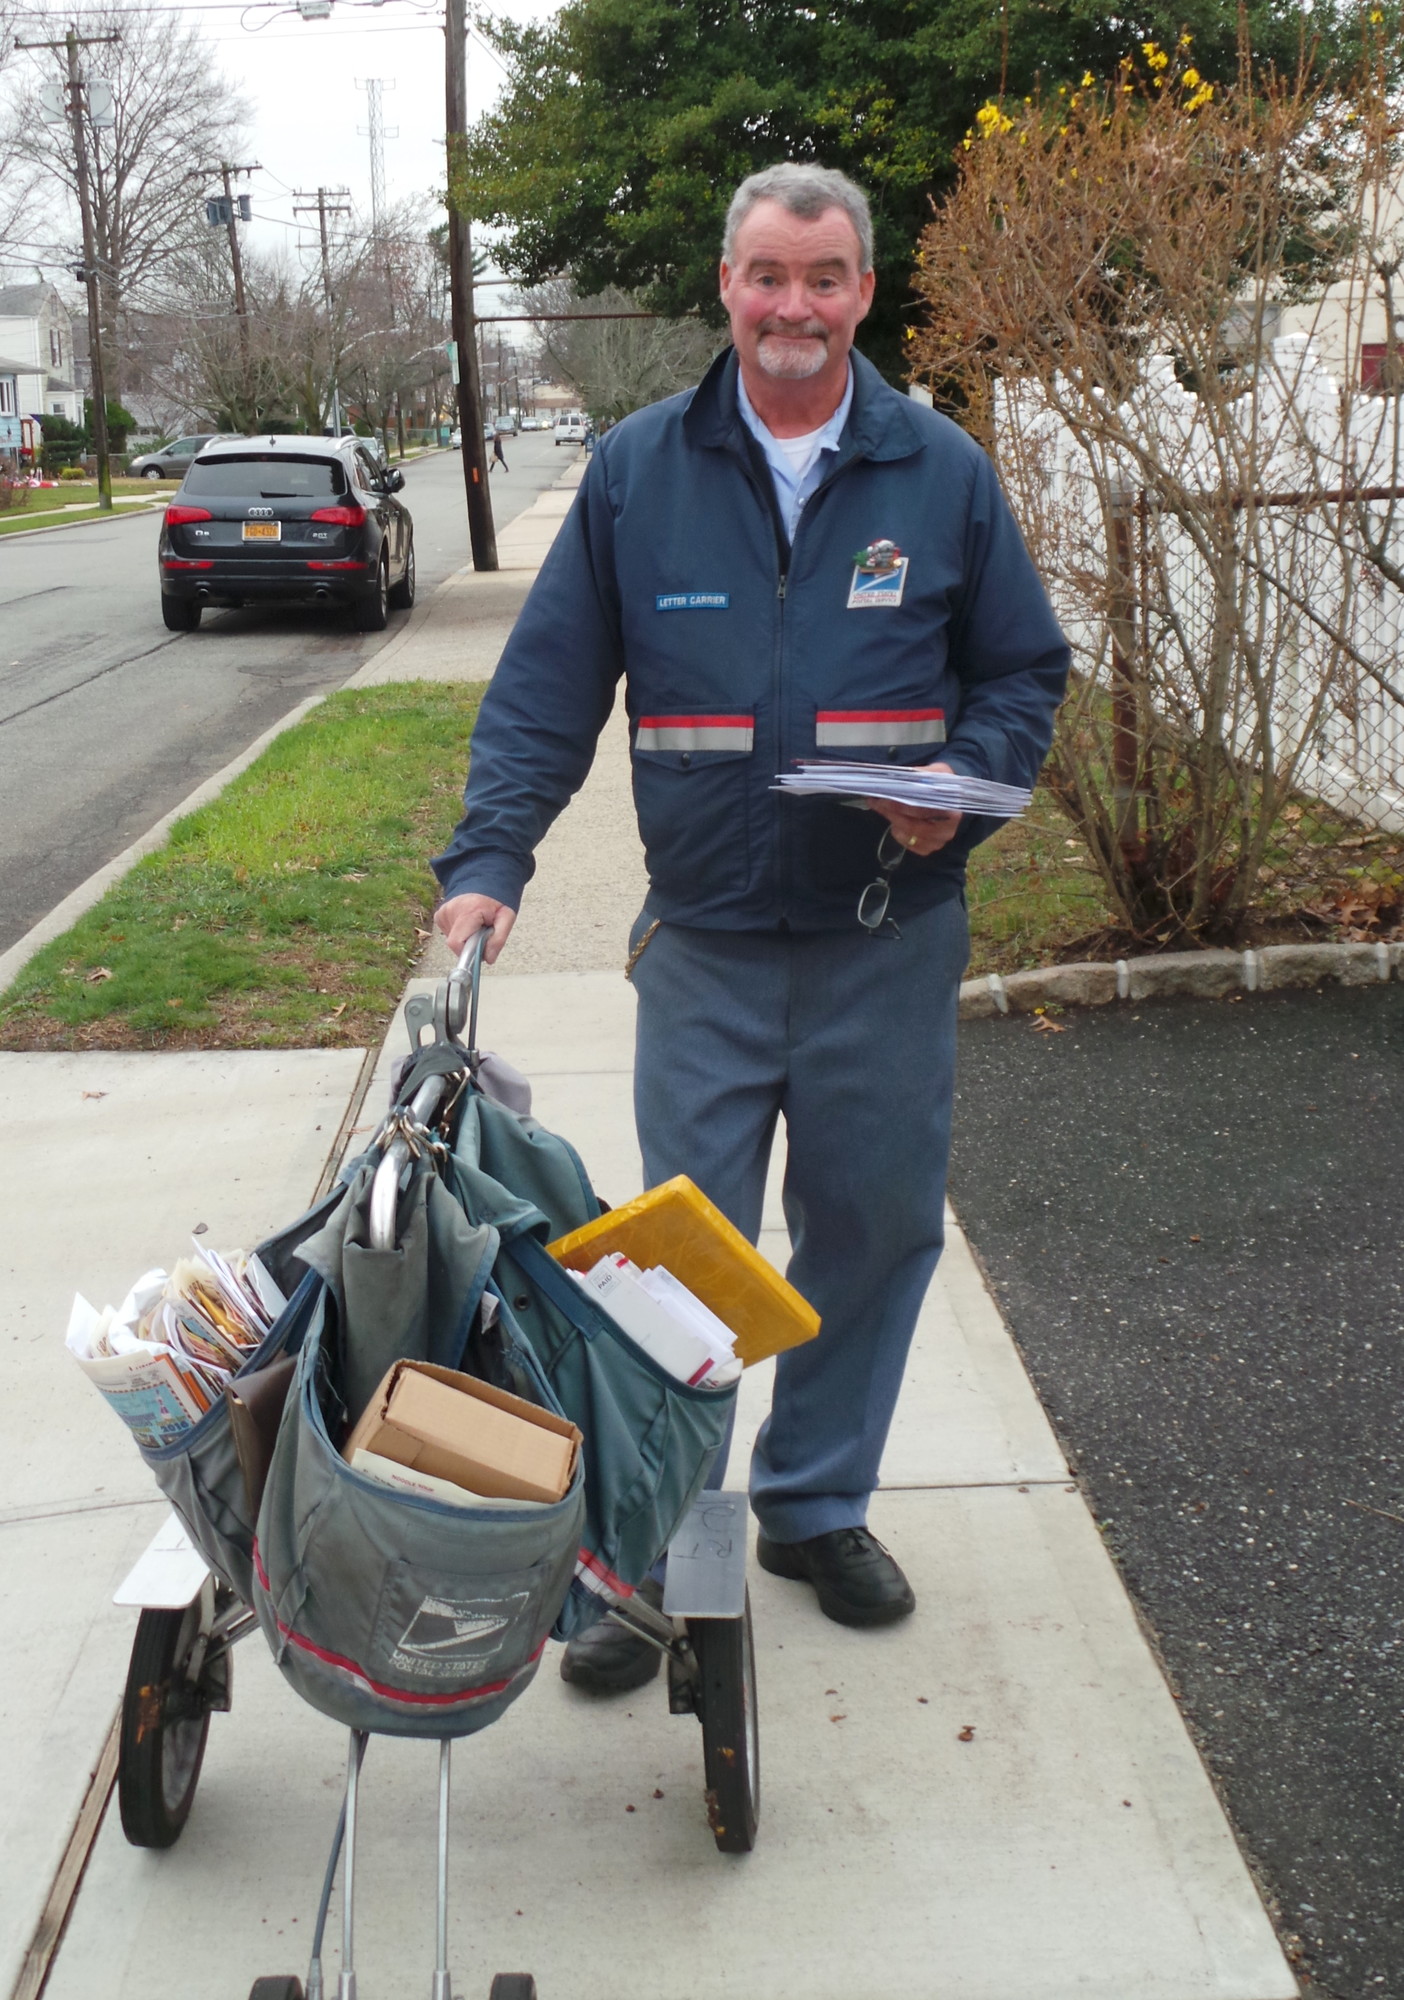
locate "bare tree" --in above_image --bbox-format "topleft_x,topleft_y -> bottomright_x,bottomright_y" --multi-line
910,38 -> 1404,945
1,3 -> 247,399
140,200 -> 448,444
0,0 -> 39,262
517,277 -> 723,423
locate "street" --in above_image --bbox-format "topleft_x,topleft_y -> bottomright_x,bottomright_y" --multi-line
0,434 -> 567,953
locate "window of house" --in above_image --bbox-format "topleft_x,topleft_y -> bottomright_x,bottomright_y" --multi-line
52,401 -> 64,415
0,379 -> 14,416
49,328 -> 63,370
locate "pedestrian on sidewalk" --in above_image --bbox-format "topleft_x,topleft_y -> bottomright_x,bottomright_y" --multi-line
491,431 -> 509,473
433,162 -> 1068,1689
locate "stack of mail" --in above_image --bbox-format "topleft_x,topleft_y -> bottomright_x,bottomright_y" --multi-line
570,1253 -> 742,1390
66,1241 -> 287,1450
774,763 -> 1031,817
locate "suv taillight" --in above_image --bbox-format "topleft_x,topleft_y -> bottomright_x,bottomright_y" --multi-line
165,504 -> 213,525
309,504 -> 367,527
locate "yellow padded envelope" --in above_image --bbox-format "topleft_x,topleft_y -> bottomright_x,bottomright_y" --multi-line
546,1175 -> 820,1368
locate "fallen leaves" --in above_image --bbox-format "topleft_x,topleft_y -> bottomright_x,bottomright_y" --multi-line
84,967 -> 113,984
957,1724 -> 976,1742
81,1090 -> 106,1100
1032,1008 -> 1067,1033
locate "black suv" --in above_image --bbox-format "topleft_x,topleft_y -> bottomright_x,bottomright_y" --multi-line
157,435 -> 415,632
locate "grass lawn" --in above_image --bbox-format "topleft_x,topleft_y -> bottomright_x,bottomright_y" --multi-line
0,683 -> 482,1052
0,674 -> 1395,1048
0,476 -> 169,536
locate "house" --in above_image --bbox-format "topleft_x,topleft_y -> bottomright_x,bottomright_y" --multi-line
0,282 -> 83,425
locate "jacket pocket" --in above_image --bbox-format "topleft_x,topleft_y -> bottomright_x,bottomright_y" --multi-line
631,712 -> 754,897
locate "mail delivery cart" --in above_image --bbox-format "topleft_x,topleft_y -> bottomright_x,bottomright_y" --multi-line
110,936 -> 788,1999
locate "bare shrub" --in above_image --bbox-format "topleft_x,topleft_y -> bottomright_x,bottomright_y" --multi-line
911,36 -> 1404,944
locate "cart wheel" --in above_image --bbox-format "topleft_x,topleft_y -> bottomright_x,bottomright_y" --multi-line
248,1980 -> 304,1999
118,1589 -> 218,1848
488,1979 -> 537,1999
688,1587 -> 760,1854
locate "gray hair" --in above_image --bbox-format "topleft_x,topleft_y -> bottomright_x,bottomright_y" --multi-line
722,164 -> 873,275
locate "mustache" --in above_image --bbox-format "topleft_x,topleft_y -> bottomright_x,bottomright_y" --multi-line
757,319 -> 829,341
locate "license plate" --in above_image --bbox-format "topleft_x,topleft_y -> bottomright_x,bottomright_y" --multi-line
242,521 -> 280,541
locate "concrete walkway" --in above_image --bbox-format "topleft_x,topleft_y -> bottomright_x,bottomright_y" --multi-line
1,464 -> 1298,2000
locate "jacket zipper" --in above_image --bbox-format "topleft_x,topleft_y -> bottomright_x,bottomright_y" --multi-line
732,432 -> 864,921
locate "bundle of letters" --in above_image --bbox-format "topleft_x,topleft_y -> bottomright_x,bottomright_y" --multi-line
569,1253 -> 743,1390
66,1243 -> 288,1450
773,763 -> 1032,817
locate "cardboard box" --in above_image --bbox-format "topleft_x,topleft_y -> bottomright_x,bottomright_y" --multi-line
343,1361 -> 579,1505
548,1175 -> 821,1368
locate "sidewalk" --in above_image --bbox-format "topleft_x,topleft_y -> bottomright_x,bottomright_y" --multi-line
1,467 -> 1298,2000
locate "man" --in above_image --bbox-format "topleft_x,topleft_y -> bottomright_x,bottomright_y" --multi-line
491,430 -> 509,473
433,163 -> 1068,1690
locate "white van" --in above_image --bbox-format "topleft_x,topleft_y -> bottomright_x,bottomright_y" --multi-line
554,411 -> 586,446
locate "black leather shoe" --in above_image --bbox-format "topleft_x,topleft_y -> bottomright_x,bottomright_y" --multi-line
559,1578 -> 664,1693
756,1526 -> 916,1628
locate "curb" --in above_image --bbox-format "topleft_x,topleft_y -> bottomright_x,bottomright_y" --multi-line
960,940 -> 1404,1021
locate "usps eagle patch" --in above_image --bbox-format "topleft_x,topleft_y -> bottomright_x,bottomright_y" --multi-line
848,539 -> 909,608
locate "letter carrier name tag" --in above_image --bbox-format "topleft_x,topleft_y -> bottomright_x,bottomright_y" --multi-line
656,592 -> 730,611
847,558 -> 909,609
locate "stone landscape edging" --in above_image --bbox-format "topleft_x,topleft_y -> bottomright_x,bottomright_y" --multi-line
959,940 -> 1404,1020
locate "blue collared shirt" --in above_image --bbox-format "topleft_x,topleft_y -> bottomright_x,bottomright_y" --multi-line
736,363 -> 853,543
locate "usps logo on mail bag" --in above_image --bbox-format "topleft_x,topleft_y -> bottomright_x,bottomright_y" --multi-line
391,1590 -> 528,1678
848,538 -> 909,609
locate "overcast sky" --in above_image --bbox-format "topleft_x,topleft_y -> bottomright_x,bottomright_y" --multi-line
9,0 -> 561,307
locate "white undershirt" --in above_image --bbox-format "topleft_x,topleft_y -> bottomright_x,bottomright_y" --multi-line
769,425 -> 828,485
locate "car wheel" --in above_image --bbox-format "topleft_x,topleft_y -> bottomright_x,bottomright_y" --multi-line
143,465 -> 164,480
161,596 -> 201,632
353,554 -> 389,632
387,538 -> 415,611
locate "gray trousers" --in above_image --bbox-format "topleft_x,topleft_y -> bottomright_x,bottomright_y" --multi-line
630,895 -> 969,1544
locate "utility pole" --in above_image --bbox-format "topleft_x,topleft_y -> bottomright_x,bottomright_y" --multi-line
18,24 -> 120,511
198,161 -> 260,428
444,0 -> 496,569
294,185 -> 351,435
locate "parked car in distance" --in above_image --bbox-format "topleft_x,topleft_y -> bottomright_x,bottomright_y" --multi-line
449,426 -> 462,449
157,434 -> 414,634
130,433 -> 236,481
554,411 -> 586,446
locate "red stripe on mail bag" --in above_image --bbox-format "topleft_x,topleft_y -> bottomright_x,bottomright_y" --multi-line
815,708 -> 946,748
636,714 -> 754,753
575,1545 -> 634,1600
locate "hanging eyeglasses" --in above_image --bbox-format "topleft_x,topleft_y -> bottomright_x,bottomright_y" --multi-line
856,824 -> 908,938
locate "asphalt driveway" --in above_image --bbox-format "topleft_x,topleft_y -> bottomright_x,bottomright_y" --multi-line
948,984 -> 1403,2000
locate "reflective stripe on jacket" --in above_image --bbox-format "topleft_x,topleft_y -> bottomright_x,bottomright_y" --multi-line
432,348 -> 1071,932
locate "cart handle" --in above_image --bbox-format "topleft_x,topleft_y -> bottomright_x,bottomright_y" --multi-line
366,931 -> 487,1252
444,928 -> 487,1057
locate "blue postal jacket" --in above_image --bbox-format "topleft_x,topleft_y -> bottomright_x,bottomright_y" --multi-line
432,348 -> 1070,932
